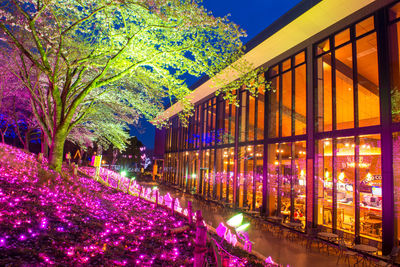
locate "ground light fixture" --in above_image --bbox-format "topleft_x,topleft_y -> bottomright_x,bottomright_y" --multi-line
120,170 -> 127,177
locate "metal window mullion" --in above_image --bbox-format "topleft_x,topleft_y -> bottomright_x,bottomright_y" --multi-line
279,64 -> 283,138
352,27 -> 359,129
290,142 -> 295,222
263,80 -> 269,215
243,148 -> 248,207
292,58 -> 296,137
198,104 -> 204,195
332,36 -> 337,132
277,143 -> 282,215
332,138 -> 337,232
233,91 -> 241,207
376,8 -> 394,255
246,91 -> 250,142
255,93 -> 259,140
354,136 -> 360,242
252,145 -> 257,211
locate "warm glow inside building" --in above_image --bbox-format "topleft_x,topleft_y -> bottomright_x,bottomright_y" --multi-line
154,0 -> 400,254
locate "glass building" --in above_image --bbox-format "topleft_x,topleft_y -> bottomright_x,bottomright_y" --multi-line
155,0 -> 400,254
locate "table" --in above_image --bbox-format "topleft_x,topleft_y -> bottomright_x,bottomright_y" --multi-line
286,222 -> 303,229
354,244 -> 378,267
246,210 -> 260,216
362,219 -> 382,236
354,244 -> 378,253
267,216 -> 282,223
317,232 -> 338,242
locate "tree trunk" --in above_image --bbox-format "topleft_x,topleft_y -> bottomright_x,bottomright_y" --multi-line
1,132 -> 4,144
41,130 -> 48,157
24,130 -> 30,151
48,130 -> 67,172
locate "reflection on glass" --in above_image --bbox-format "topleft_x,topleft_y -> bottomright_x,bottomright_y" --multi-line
356,16 -> 374,37
294,141 -> 306,224
222,148 -> 234,204
268,76 -> 279,138
255,145 -> 264,210
239,91 -> 247,142
393,132 -> 400,244
295,64 -> 306,135
335,137 -> 355,234
257,86 -> 265,140
317,139 -> 333,228
357,33 -> 380,127
317,54 -> 333,132
335,43 -> 354,130
389,20 -> 400,122
335,29 -> 350,47
359,134 -> 381,240
279,143 -> 291,222
282,72 -> 292,137
248,95 -> 256,141
267,143 -> 279,215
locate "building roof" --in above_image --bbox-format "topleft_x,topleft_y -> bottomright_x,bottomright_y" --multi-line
159,0 -> 375,120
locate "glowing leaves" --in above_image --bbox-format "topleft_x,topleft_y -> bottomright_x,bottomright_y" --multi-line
226,213 -> 243,228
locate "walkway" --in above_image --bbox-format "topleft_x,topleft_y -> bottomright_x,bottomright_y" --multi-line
141,181 -> 355,267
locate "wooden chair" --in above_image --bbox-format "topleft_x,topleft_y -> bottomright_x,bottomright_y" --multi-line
374,246 -> 400,267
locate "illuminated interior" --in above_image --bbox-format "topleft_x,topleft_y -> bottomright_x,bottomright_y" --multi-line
161,1 -> 400,252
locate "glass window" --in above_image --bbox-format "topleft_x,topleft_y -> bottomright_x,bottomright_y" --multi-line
255,145 -> 264,210
294,141 -> 306,224
230,105 -> 236,144
390,2 -> 400,21
239,91 -> 247,142
240,145 -> 254,209
357,33 -> 380,127
267,143 -> 280,216
317,139 -> 333,228
335,29 -> 350,47
282,71 -> 292,137
216,99 -> 224,145
248,95 -> 256,141
257,86 -> 265,140
316,53 -> 333,132
268,76 -> 280,138
282,58 -> 291,72
393,132 -> 400,244
295,64 -> 307,135
224,101 -> 230,144
216,149 -> 223,200
335,43 -> 354,130
336,137 -> 355,235
317,38 -> 330,55
389,20 -> 400,123
359,134 -> 381,240
222,147 -> 234,204
356,16 -> 374,37
295,51 -> 305,65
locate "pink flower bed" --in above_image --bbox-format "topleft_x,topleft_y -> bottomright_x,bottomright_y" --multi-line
0,144 -> 195,266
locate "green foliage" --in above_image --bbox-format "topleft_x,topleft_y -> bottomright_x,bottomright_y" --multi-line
392,88 -> 400,121
0,0 -> 247,169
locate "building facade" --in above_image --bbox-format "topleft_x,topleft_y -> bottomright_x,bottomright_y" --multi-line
157,0 -> 400,254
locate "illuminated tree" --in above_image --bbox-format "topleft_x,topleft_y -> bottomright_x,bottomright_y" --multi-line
0,0 -> 248,171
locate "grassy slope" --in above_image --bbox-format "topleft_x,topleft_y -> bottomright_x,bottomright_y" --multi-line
0,144 -> 194,266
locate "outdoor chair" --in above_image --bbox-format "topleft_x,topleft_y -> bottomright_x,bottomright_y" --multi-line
305,227 -> 319,251
336,239 -> 358,266
373,246 -> 400,267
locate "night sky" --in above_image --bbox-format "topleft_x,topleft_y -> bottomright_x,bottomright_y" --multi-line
132,0 -> 303,150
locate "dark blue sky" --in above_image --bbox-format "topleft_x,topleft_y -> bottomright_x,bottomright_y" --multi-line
133,0 -> 303,149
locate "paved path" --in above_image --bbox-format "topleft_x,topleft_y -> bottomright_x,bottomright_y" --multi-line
140,181 -> 355,267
